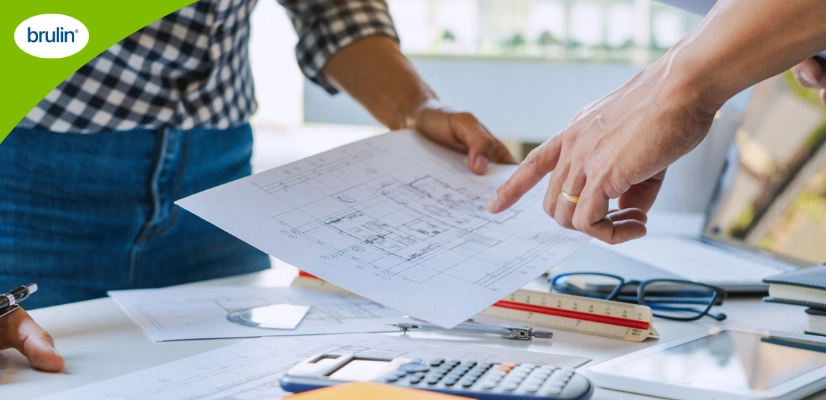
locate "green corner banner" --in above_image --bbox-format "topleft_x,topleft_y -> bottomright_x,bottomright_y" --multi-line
0,1 -> 197,144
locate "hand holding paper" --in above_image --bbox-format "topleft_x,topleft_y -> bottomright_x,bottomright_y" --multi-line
177,131 -> 590,327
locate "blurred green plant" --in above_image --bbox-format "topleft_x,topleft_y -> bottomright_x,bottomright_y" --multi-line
504,33 -> 527,49
537,31 -> 561,47
441,29 -> 456,42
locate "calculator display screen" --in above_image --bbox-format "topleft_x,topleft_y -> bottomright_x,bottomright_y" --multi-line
327,359 -> 391,382
616,331 -> 826,390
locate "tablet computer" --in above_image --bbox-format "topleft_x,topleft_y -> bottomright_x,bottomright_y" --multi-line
586,328 -> 826,400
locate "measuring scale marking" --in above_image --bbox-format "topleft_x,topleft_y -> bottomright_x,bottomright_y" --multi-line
481,290 -> 657,342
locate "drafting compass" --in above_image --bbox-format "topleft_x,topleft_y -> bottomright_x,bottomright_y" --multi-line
393,319 -> 553,340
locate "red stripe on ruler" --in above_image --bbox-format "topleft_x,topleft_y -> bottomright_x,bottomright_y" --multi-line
298,271 -> 320,279
492,300 -> 650,330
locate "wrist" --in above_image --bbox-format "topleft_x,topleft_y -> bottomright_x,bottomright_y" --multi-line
655,44 -> 730,119
402,97 -> 446,129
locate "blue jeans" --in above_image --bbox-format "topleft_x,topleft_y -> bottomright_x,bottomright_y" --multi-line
0,124 -> 270,309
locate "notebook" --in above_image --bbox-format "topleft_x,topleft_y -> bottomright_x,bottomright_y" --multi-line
806,308 -> 826,337
763,266 -> 826,310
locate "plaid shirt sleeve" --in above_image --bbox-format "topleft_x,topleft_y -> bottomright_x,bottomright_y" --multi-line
277,0 -> 399,94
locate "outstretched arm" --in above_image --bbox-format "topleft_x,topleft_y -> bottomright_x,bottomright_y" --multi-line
487,0 -> 826,244
323,36 -> 516,174
277,0 -> 515,174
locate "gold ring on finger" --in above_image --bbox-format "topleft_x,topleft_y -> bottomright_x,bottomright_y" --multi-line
561,191 -> 580,204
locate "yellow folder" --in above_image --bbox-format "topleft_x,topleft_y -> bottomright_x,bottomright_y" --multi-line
286,382 -> 472,400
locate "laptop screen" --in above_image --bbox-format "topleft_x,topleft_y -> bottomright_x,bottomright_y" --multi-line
703,72 -> 826,266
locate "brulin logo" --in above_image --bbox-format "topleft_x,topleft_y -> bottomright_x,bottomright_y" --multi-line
27,26 -> 78,43
14,14 -> 89,58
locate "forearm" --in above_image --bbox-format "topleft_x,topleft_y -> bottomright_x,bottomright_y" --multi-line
667,0 -> 826,111
322,36 -> 437,130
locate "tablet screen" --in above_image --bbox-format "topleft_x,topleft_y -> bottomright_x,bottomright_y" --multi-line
616,331 -> 826,390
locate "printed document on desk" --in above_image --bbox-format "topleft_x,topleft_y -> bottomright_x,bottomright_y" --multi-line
109,287 -> 404,341
38,333 -> 591,400
177,130 -> 591,327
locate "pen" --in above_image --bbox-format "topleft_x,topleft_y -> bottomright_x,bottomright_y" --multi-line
0,283 -> 38,313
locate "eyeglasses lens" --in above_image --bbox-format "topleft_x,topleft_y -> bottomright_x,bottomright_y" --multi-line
551,274 -> 622,300
641,281 -> 716,319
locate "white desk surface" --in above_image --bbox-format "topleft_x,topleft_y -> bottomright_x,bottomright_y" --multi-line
0,213 -> 820,399
1,260 -> 823,400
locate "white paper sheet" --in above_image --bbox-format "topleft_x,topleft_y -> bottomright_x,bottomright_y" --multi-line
38,334 -> 591,400
177,130 -> 590,327
108,287 -> 405,341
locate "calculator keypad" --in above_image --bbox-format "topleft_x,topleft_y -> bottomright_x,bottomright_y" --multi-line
389,359 -> 580,398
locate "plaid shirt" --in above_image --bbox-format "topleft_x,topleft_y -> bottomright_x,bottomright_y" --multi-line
18,0 -> 398,133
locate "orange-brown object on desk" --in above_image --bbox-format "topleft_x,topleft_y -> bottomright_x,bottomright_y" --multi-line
286,382 -> 471,400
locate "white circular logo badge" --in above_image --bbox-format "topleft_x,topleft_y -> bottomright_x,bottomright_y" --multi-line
14,14 -> 89,59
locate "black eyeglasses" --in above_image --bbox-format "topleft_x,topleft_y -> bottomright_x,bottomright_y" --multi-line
549,273 -> 727,321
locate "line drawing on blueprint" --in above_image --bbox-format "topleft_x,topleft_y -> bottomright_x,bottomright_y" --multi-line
136,294 -> 395,330
121,339 -> 407,400
108,287 -> 406,341
37,334 -> 590,400
132,294 -> 399,331
177,130 -> 591,327
256,142 -> 578,291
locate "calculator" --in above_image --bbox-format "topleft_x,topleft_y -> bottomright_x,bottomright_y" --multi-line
280,353 -> 593,399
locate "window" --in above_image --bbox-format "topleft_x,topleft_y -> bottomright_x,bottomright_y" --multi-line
387,0 -> 701,63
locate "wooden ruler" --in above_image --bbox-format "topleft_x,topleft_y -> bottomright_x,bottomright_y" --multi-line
292,271 -> 355,295
480,289 -> 658,342
293,272 -> 658,342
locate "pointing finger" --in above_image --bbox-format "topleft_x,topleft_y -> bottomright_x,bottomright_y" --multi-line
487,134 -> 562,214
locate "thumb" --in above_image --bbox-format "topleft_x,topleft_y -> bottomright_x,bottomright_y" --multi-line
2,307 -> 64,372
447,113 -> 518,174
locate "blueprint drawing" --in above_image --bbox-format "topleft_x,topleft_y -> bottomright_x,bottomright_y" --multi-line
177,130 -> 590,327
109,287 -> 404,341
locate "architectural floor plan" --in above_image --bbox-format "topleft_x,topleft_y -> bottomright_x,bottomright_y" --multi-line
178,130 -> 590,327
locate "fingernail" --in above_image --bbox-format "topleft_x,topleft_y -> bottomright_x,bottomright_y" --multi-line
475,155 -> 489,173
486,193 -> 498,213
801,71 -> 818,86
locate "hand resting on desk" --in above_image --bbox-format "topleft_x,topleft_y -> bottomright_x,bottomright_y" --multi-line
1,307 -> 64,372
